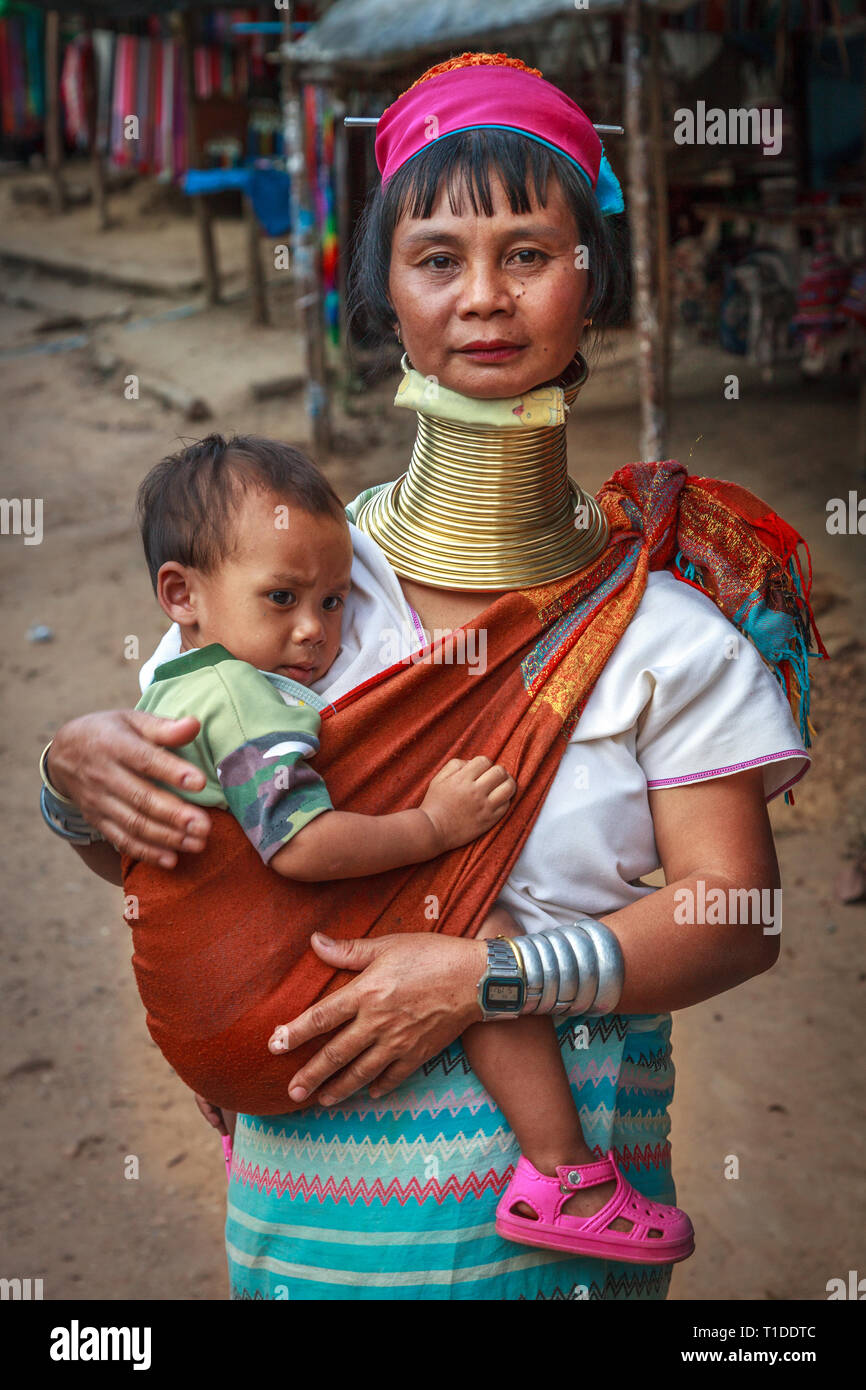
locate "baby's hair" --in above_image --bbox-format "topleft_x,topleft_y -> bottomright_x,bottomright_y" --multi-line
137,433 -> 345,593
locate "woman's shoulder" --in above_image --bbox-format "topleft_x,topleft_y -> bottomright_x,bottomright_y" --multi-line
620,568 -> 742,651
576,567 -> 800,742
589,568 -> 745,696
575,569 -> 810,802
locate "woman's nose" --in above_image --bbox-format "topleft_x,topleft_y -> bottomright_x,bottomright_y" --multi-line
456,261 -> 514,317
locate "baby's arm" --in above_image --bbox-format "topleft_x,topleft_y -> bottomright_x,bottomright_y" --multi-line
272,756 -> 516,880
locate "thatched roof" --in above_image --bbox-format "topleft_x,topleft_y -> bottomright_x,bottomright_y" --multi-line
287,0 -> 690,73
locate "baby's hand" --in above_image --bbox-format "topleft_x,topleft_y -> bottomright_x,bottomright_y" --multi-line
420,756 -> 517,853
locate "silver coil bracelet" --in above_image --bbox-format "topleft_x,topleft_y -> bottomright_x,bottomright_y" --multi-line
510,918 -> 624,1017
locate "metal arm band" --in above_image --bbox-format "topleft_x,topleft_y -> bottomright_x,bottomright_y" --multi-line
512,918 -> 624,1017
575,917 -> 625,1016
40,784 -> 105,845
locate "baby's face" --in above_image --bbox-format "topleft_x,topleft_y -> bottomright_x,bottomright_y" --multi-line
190,490 -> 353,685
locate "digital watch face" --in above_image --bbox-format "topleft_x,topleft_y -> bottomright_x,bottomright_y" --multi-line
487,982 -> 521,1005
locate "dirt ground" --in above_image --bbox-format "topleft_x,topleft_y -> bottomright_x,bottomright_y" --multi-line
1,172 -> 864,1302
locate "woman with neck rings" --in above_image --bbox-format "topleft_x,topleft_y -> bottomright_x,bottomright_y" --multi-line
43,54 -> 815,1300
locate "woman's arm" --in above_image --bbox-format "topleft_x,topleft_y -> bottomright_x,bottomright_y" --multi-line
46,710 -> 212,870
599,765 -> 781,1013
266,767 -> 779,1104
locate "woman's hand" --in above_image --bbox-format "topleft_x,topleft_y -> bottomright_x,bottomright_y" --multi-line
268,931 -> 488,1105
47,710 -> 212,868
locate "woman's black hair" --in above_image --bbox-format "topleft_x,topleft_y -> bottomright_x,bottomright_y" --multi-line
346,127 -> 630,371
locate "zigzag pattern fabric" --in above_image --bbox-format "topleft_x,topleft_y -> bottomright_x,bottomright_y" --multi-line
226,1016 -> 677,1300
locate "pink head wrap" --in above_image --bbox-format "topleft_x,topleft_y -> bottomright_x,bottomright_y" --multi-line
374,62 -> 623,214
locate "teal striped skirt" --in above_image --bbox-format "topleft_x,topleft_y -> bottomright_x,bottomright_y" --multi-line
226,1013 -> 677,1300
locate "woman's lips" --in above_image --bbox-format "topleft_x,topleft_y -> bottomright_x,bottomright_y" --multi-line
457,343 -> 527,362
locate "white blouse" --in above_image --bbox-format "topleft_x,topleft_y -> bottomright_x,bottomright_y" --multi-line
141,520 -> 810,935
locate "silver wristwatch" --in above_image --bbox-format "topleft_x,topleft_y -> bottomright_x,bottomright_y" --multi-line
475,938 -> 526,1021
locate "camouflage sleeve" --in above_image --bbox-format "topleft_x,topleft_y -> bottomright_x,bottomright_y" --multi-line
208,664 -> 334,865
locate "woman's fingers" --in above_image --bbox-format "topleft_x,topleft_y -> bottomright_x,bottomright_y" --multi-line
91,782 -> 209,865
285,1027 -> 384,1104
268,987 -> 360,1073
308,932 -> 383,972
125,712 -> 208,790
105,773 -> 210,847
47,710 -> 213,858
316,1046 -> 398,1106
99,816 -> 178,869
367,1056 -> 423,1098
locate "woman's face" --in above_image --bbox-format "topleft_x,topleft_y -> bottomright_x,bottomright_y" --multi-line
388,168 -> 591,399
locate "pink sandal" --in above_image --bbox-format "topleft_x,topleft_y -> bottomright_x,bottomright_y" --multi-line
495,1150 -> 695,1265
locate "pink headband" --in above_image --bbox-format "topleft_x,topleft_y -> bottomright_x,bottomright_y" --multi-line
376,63 -> 605,196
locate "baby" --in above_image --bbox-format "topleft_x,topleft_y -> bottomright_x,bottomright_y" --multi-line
134,433 -> 692,1265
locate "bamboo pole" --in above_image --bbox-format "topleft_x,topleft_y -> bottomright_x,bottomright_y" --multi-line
624,0 -> 665,462
281,5 -> 332,454
178,11 -> 220,306
44,10 -> 66,214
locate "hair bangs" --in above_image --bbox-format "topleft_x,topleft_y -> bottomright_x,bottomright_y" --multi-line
394,129 -> 553,224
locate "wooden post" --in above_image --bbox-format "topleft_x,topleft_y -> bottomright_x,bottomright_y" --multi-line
83,14 -> 108,230
624,0 -> 665,462
281,5 -> 332,454
648,7 -> 671,432
244,194 -> 269,325
333,87 -> 350,374
44,10 -> 66,214
178,11 -> 220,306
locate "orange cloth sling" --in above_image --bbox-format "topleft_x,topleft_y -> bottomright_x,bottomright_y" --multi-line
123,462 -> 824,1114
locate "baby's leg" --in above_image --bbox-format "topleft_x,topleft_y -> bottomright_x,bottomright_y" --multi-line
463,906 -> 628,1227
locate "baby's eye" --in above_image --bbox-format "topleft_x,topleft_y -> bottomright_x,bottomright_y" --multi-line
268,590 -> 295,606
322,595 -> 344,612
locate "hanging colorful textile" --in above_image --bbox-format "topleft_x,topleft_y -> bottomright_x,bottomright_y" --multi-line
0,3 -> 43,141
60,35 -> 88,148
304,84 -> 340,346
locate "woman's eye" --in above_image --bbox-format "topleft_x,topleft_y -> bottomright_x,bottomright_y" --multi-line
267,591 -> 294,606
423,254 -> 455,271
322,596 -> 344,612
510,249 -> 548,267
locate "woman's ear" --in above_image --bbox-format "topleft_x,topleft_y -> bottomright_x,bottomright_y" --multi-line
156,562 -> 198,630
